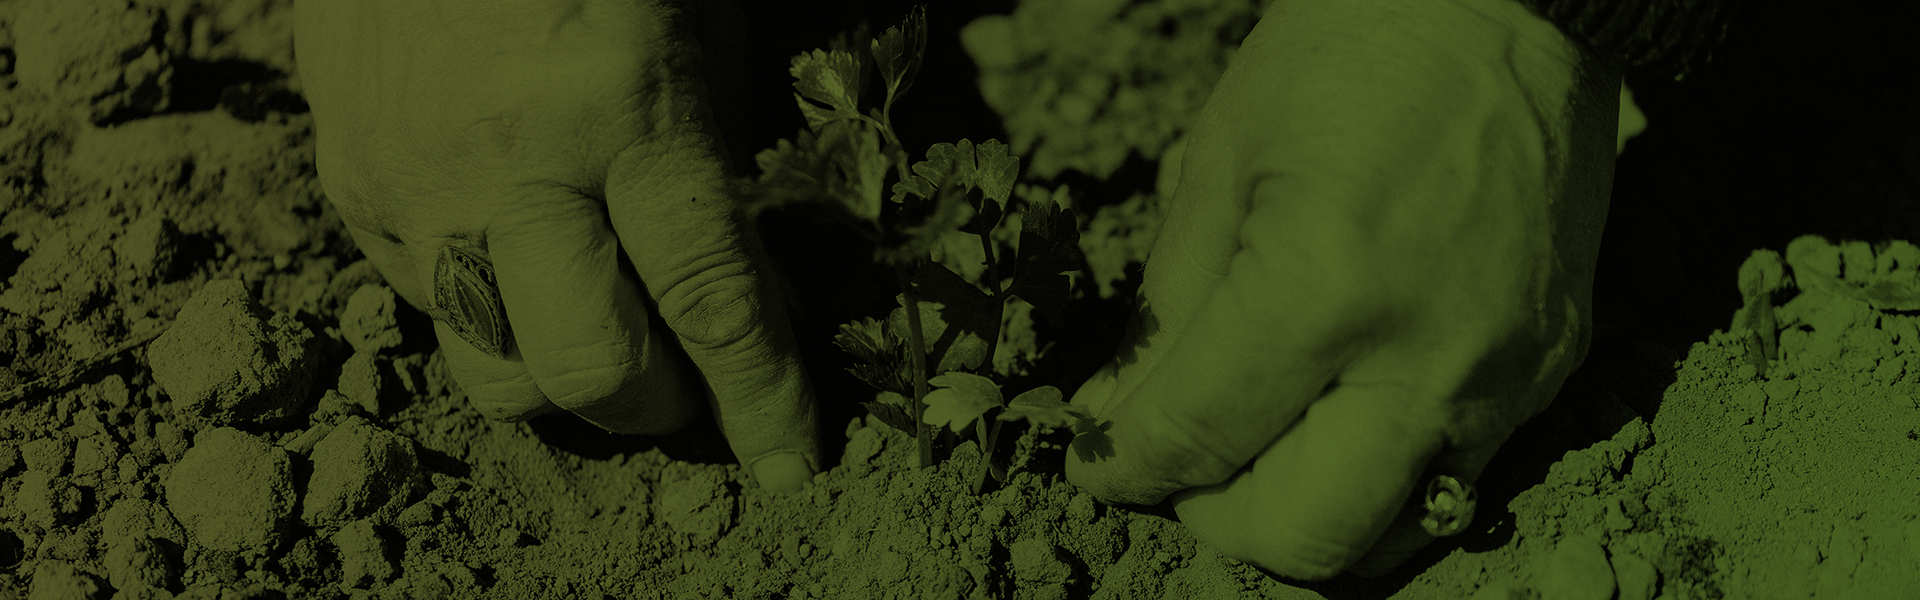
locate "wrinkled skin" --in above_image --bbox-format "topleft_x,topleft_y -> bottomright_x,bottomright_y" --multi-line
1066,0 -> 1622,579
295,0 -> 817,491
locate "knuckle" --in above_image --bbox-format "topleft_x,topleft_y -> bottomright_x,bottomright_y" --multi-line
529,347 -> 638,408
658,257 -> 767,356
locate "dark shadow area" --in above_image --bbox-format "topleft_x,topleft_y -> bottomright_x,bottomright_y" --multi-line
1595,0 -> 1920,368
523,405 -> 737,467
167,59 -> 288,115
0,233 -> 25,284
219,80 -> 310,123
735,0 -> 1017,176
0,529 -> 21,572
1035,150 -> 1165,212
173,231 -> 225,281
416,445 -> 472,479
754,208 -> 899,470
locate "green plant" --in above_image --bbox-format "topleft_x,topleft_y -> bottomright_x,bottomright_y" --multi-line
746,6 -> 1095,489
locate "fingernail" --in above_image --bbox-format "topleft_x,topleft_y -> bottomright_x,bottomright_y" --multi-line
749,450 -> 814,494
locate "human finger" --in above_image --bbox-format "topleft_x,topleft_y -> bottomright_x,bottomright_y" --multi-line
1064,210 -> 1379,506
604,112 -> 819,492
488,186 -> 704,435
340,219 -> 562,422
1170,381 -> 1448,580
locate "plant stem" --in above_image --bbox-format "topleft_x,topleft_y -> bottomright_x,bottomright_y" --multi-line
972,416 -> 1006,495
896,261 -> 934,469
863,113 -> 912,182
978,231 -> 1006,375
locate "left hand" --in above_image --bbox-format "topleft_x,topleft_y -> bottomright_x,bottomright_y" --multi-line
296,0 -> 819,490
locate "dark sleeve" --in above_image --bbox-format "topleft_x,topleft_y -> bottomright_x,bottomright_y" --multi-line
1511,0 -> 1747,77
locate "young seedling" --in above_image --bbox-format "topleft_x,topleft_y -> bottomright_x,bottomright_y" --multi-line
923,372 -> 1095,494
746,6 -> 1090,480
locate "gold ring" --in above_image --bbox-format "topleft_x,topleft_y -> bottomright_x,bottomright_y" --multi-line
427,242 -> 514,360
1419,474 -> 1477,537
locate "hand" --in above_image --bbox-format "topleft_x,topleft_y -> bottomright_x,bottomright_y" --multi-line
295,0 -> 819,491
1066,0 -> 1621,578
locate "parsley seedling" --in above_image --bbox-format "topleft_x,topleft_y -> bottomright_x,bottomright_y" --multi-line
747,6 -> 1096,484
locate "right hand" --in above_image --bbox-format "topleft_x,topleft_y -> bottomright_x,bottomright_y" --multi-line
1065,0 -> 1622,577
295,0 -> 820,491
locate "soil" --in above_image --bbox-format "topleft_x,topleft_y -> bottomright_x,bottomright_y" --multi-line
1,1 -> 1916,599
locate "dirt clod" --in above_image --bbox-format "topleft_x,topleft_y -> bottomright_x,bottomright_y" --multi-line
1011,537 -> 1073,584
104,583 -> 173,600
20,434 -> 72,475
27,560 -> 104,600
1539,534 -> 1615,600
1610,550 -> 1660,600
657,469 -> 735,547
9,0 -> 174,124
100,497 -> 187,551
163,427 -> 295,555
330,520 -> 397,589
333,352 -> 388,417
16,470 -> 84,529
147,280 -> 319,428
114,214 -> 181,282
339,285 -> 401,355
103,533 -> 174,591
301,415 -> 426,530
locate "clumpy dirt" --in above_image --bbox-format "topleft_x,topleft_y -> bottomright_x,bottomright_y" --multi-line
2,0 -> 1916,599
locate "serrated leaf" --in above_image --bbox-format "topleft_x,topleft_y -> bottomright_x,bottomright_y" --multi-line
1010,196 -> 1083,326
876,181 -> 975,265
836,317 -> 910,394
921,372 -> 1003,433
871,5 -> 928,109
834,317 -> 893,364
863,391 -> 919,435
795,93 -> 842,130
918,139 -> 977,191
887,297 -> 945,348
790,48 -> 866,119
975,139 -> 1020,204
996,386 -> 1085,428
957,189 -> 1002,236
910,265 -> 998,372
751,119 -> 890,223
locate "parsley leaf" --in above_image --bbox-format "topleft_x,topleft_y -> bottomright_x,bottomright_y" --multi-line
908,265 -> 997,372
871,5 -> 928,110
834,317 -> 911,395
751,119 -> 891,223
876,181 -> 975,265
1010,196 -> 1083,326
862,391 -> 919,435
974,139 -> 1020,205
996,385 -> 1085,429
790,48 -> 866,123
921,372 -> 1002,433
